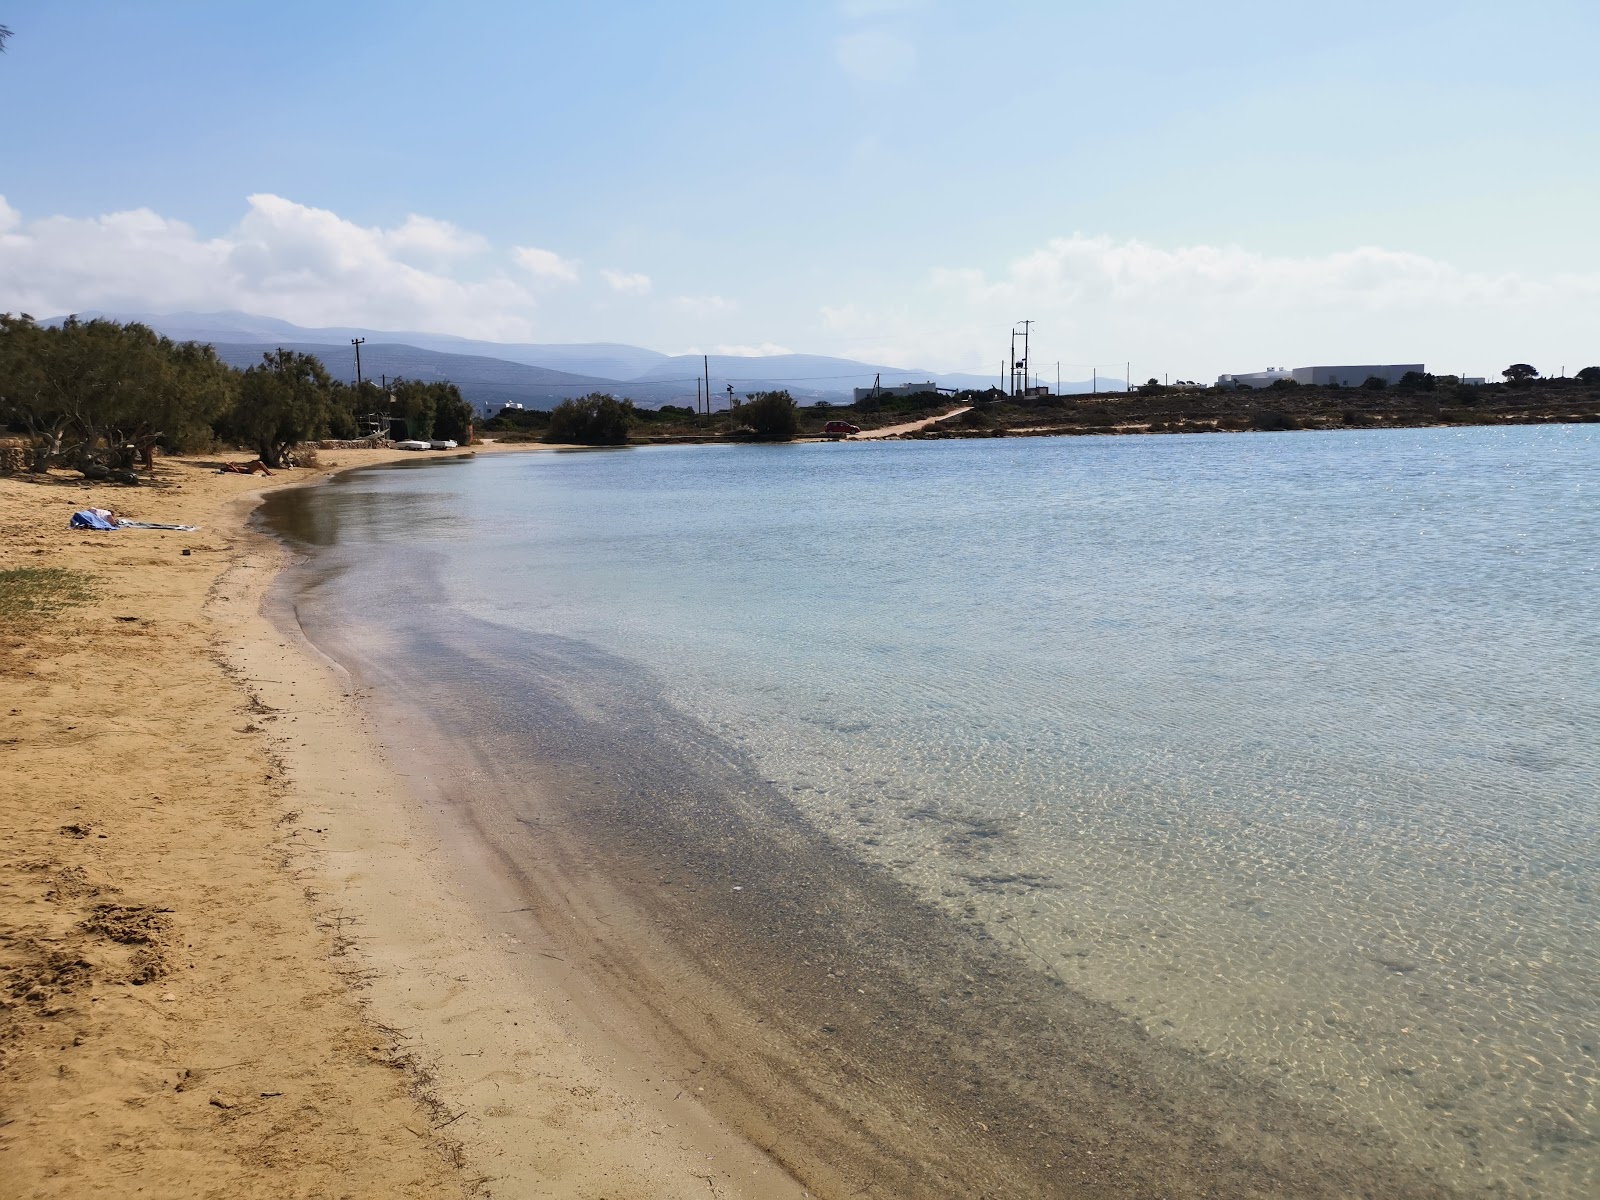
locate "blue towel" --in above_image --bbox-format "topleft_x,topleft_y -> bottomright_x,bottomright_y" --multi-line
70,510 -> 118,531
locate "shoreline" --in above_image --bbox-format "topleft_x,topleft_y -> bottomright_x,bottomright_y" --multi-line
6,435 -> 1514,1196
244,457 -> 813,1197
260,453 -> 1468,1199
0,444 -> 802,1198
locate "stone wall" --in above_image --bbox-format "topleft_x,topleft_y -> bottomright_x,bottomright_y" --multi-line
314,437 -> 393,450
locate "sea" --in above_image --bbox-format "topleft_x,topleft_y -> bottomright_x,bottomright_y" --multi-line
264,424 -> 1598,1197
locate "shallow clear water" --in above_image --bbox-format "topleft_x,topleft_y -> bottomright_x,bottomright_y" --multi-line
282,427 -> 1599,1195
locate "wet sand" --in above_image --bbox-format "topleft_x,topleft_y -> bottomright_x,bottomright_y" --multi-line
265,468 -> 1469,1199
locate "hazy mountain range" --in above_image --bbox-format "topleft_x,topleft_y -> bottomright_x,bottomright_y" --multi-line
51,311 -> 1128,409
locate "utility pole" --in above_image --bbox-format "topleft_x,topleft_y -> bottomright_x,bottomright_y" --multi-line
1056,362 -> 1060,395
1126,362 -> 1130,393
1019,320 -> 1032,397
704,355 -> 711,416
1093,369 -> 1097,394
351,337 -> 366,392
1009,331 -> 1017,397
696,377 -> 702,415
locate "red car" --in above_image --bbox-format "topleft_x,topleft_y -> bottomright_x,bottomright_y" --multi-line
823,420 -> 861,436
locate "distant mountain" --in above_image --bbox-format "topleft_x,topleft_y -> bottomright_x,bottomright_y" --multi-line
56,310 -> 671,384
207,342 -> 637,410
46,310 -> 1125,408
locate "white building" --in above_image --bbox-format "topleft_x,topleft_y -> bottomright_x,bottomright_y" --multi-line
852,380 -> 942,403
1216,368 -> 1294,389
1291,364 -> 1424,387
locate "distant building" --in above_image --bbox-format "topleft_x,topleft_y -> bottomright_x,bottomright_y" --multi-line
1291,364 -> 1424,387
852,380 -> 942,403
1216,368 -> 1294,389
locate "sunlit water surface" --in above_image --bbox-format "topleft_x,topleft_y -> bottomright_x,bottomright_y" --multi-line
288,427 -> 1598,1195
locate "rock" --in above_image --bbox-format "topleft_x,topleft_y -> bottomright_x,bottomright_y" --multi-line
209,1093 -> 236,1109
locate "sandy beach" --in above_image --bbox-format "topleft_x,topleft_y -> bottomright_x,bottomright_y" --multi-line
0,447 -> 805,1199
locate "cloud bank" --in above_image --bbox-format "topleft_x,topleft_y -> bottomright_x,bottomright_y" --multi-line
1,194 -> 1593,377
829,235 -> 1600,378
0,193 -> 543,340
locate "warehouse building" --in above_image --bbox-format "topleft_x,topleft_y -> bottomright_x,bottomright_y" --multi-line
1291,364 -> 1424,387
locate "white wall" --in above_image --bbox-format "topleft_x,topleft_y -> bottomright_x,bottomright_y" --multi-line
1291,364 -> 1424,387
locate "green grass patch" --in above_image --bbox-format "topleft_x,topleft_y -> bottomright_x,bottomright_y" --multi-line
0,567 -> 100,627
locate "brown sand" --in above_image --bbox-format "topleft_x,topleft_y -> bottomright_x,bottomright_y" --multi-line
0,449 -> 805,1199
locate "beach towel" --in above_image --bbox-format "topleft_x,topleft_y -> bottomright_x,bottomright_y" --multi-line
116,520 -> 199,531
69,510 -> 118,530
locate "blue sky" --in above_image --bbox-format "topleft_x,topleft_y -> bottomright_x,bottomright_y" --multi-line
2,1 -> 1596,379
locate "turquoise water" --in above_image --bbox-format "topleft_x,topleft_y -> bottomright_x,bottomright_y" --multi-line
278,426 -> 1598,1195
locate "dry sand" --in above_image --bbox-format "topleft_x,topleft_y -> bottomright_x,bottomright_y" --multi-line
0,448 -> 804,1199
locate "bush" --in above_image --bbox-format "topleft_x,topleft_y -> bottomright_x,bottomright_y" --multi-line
1249,410 -> 1299,432
1361,375 -> 1389,391
1269,377 -> 1300,391
741,390 -> 799,441
547,393 -> 633,444
1398,370 -> 1436,391
1576,366 -> 1600,384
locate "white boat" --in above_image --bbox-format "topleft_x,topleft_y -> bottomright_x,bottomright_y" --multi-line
429,439 -> 459,449
396,439 -> 430,451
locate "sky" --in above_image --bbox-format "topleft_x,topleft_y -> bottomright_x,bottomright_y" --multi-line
1,0 -> 1597,381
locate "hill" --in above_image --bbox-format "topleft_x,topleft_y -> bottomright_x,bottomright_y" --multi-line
44,310 -> 1126,409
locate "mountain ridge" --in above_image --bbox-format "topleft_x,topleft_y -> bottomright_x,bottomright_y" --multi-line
45,310 -> 1126,407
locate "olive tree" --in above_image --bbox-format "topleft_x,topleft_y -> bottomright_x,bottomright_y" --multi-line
225,349 -> 334,467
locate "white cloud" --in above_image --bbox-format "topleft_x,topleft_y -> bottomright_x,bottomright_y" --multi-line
383,214 -> 488,265
835,30 -> 917,83
601,268 -> 652,295
512,244 -> 580,283
825,234 -> 1600,379
0,193 -> 589,339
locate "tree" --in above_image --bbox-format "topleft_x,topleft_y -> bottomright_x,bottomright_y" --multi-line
0,315 -> 234,472
1398,370 -> 1436,391
0,314 -> 73,469
741,390 -> 799,441
1575,366 -> 1600,384
546,393 -> 632,444
224,349 -> 333,467
1361,375 -> 1388,391
1502,363 -> 1539,382
0,25 -> 12,53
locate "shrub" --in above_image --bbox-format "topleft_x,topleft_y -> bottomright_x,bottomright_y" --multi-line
1361,375 -> 1388,391
1269,377 -> 1300,391
1576,366 -> 1600,384
740,390 -> 800,441
1398,370 -> 1436,391
1250,410 -> 1299,432
547,393 -> 633,444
